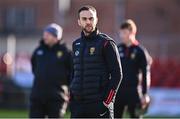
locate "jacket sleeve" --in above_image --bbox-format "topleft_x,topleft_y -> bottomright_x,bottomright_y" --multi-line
139,48 -> 152,95
102,40 -> 123,105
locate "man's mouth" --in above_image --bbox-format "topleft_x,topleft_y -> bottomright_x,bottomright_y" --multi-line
85,25 -> 93,30
86,25 -> 92,28
83,25 -> 94,33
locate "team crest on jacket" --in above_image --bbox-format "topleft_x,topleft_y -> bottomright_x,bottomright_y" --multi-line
57,51 -> 63,58
90,47 -> 95,55
130,53 -> 136,59
131,49 -> 137,59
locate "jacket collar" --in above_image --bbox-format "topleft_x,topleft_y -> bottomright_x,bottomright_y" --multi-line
81,28 -> 99,41
122,39 -> 139,48
131,39 -> 139,46
40,39 -> 62,50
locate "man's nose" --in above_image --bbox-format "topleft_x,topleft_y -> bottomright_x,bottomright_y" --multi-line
86,19 -> 91,24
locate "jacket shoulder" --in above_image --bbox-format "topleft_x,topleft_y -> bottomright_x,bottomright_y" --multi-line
73,37 -> 82,46
33,45 -> 42,54
98,33 -> 116,44
136,44 -> 152,65
58,43 -> 71,52
135,45 -> 148,54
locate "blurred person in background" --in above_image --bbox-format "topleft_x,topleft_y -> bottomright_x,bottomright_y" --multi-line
115,19 -> 152,118
70,5 -> 122,118
30,23 -> 71,118
0,54 -> 7,76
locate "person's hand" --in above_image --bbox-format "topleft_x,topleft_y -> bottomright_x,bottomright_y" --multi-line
141,94 -> 150,109
103,101 -> 112,109
103,101 -> 114,119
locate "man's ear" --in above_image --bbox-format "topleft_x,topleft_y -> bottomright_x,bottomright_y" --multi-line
129,32 -> 134,39
78,19 -> 81,26
96,17 -> 98,24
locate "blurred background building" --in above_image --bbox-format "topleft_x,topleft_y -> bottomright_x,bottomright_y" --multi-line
0,0 -> 180,117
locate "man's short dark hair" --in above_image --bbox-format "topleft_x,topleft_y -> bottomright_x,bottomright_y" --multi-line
78,5 -> 97,18
120,19 -> 137,34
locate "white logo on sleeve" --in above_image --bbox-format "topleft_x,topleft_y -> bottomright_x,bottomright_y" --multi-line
75,50 -> 79,56
75,42 -> 81,45
37,50 -> 43,55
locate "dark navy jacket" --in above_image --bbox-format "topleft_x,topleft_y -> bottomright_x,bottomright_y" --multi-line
117,41 -> 152,102
70,29 -> 122,104
31,40 -> 71,101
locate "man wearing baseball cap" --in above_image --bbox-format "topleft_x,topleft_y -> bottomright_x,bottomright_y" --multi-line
30,23 -> 71,118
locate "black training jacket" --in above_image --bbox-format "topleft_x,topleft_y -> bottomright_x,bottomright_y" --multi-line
70,29 -> 122,104
31,40 -> 71,101
117,42 -> 152,96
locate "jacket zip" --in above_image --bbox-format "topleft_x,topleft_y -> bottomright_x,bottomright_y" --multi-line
80,40 -> 86,98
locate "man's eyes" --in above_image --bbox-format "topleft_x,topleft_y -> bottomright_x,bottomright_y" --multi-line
82,18 -> 87,20
89,17 -> 94,20
82,17 -> 94,21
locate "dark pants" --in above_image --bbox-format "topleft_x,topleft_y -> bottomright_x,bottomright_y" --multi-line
114,101 -> 141,118
70,100 -> 109,118
29,99 -> 67,118
114,89 -> 142,118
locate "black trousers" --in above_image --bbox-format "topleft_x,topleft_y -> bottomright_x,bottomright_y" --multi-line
29,99 -> 67,118
70,100 -> 109,118
114,101 -> 142,118
114,90 -> 142,118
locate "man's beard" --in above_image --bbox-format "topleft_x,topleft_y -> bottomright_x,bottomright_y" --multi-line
83,25 -> 95,34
